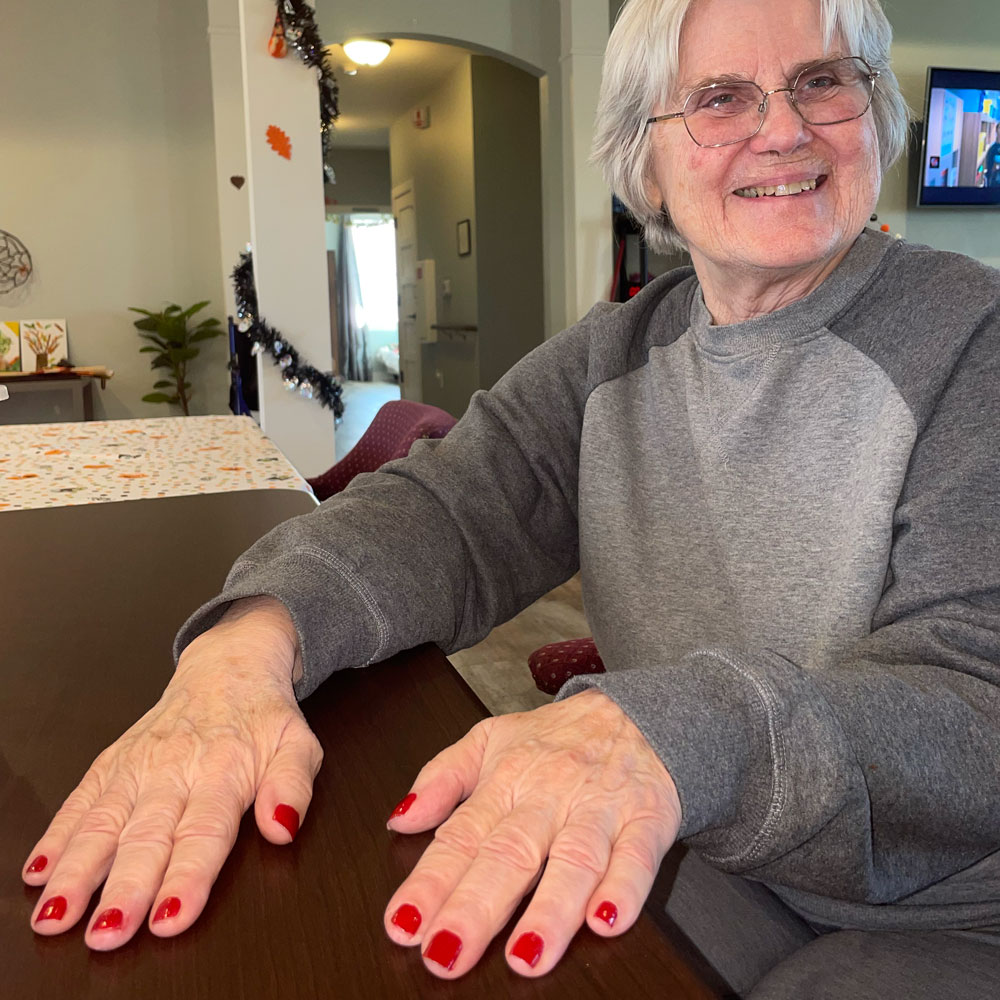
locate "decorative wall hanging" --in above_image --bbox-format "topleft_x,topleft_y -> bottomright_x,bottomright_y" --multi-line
268,8 -> 287,58
0,229 -> 33,294
232,250 -> 344,417
230,175 -> 246,189
266,124 -> 293,160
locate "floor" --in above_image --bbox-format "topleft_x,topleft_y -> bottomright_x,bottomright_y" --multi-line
336,376 -> 589,718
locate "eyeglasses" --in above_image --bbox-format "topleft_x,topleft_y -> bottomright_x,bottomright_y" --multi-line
646,56 -> 880,148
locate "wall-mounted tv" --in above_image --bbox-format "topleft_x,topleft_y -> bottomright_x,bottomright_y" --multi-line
917,67 -> 1000,206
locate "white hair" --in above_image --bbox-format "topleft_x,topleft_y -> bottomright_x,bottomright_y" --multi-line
593,0 -> 910,252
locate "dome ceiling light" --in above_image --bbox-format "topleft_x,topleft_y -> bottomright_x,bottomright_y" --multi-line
343,39 -> 392,67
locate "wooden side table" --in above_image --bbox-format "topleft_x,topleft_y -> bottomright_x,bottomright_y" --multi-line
0,367 -> 113,422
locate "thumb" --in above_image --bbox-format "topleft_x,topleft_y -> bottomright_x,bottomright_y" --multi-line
386,717 -> 493,833
254,713 -> 324,844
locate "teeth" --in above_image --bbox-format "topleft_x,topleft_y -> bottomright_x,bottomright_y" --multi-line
735,177 -> 819,198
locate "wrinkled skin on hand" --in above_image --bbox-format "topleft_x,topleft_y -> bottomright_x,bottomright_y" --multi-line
384,688 -> 682,979
21,597 -> 323,950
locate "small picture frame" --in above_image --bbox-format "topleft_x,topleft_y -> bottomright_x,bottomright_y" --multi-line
456,219 -> 471,257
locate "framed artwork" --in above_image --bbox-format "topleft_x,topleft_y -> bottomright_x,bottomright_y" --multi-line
0,321 -> 20,371
456,219 -> 471,257
21,319 -> 68,371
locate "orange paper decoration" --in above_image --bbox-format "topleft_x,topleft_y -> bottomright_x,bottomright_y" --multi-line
266,125 -> 292,160
268,10 -> 287,58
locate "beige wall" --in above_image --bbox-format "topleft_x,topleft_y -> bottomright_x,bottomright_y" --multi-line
325,148 -> 393,209
2,0 -> 229,422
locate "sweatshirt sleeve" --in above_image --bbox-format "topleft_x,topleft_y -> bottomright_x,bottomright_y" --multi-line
173,313 -> 608,700
560,302 -> 1000,904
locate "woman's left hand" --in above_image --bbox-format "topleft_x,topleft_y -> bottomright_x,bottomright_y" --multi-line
383,688 -> 682,979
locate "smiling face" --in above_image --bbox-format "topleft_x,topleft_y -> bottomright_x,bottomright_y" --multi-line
647,0 -> 881,288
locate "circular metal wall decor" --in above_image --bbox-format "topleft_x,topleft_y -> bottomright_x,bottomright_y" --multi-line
0,229 -> 33,293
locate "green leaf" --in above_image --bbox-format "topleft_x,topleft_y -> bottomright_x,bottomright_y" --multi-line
133,317 -> 161,332
153,380 -> 173,389
142,392 -> 175,404
190,329 -> 223,342
139,346 -> 161,353
164,305 -> 182,316
129,307 -> 155,317
180,300 -> 210,319
167,347 -> 199,363
195,317 -> 221,329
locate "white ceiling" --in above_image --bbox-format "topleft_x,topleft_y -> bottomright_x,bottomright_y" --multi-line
326,38 -> 473,149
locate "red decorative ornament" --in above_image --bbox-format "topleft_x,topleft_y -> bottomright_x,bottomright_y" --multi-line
266,125 -> 292,160
268,9 -> 287,58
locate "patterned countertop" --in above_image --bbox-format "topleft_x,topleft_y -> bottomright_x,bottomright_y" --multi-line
0,415 -> 314,511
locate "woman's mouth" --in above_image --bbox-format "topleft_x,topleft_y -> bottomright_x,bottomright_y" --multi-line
733,175 -> 827,198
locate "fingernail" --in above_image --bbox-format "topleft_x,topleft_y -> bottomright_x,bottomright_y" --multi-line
36,896 -> 67,923
92,907 -> 124,932
153,897 -> 182,923
388,792 -> 417,821
26,855 -> 48,874
512,931 -> 545,969
273,803 -> 300,839
595,900 -> 618,927
391,903 -> 422,935
423,929 -> 462,971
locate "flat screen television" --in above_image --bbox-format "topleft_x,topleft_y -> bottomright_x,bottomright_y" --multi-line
917,67 -> 1000,206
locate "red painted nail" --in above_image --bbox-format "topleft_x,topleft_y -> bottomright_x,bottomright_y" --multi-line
26,855 -> 48,874
389,792 -> 417,820
390,903 -> 422,935
511,931 -> 545,968
92,907 -> 124,932
595,900 -> 618,927
424,929 -> 462,971
273,803 -> 300,839
36,896 -> 67,923
152,897 -> 182,923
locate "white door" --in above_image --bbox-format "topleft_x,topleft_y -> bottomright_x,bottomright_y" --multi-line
393,180 -> 421,402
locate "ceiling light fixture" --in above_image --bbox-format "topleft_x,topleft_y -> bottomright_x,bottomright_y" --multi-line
343,39 -> 392,67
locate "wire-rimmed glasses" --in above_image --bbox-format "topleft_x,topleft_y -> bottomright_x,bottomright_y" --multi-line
646,56 -> 880,148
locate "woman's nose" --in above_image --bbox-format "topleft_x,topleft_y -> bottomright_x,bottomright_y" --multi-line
747,92 -> 811,156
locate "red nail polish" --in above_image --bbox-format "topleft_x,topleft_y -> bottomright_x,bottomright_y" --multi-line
389,792 -> 416,820
92,907 -> 124,932
390,903 -> 422,935
153,897 -> 182,923
512,931 -> 545,968
26,855 -> 48,874
273,803 -> 300,839
424,929 -> 462,971
595,900 -> 618,927
36,896 -> 67,923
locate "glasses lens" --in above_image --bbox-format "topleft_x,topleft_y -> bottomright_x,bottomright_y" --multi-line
683,82 -> 765,146
793,57 -> 874,125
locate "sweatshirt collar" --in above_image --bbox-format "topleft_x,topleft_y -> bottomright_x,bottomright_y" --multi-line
688,229 -> 896,356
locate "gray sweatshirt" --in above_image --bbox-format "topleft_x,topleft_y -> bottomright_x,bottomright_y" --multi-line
176,229 -> 1000,934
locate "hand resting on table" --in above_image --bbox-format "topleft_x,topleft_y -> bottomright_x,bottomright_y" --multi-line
23,600 -> 681,979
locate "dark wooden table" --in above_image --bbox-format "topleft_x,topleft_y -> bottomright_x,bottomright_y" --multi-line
1,490 -> 721,998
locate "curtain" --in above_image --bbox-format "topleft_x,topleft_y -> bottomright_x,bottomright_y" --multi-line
337,222 -> 371,381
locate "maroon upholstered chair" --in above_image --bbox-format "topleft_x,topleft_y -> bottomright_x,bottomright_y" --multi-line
307,399 -> 457,501
528,636 -> 606,695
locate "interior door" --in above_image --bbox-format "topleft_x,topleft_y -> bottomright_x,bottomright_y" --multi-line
392,180 -> 421,401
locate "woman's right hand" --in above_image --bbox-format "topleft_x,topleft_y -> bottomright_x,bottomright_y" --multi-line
21,596 -> 323,951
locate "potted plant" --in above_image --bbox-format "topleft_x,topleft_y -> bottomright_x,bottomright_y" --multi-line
130,301 -> 223,416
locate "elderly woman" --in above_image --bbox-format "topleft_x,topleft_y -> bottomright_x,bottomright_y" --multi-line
22,0 -> 1000,995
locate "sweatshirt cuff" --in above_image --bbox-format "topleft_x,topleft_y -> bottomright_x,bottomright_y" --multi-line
557,648 -> 851,870
173,552 -> 381,701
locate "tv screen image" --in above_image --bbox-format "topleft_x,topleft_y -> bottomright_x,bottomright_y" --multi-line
918,67 -> 1000,206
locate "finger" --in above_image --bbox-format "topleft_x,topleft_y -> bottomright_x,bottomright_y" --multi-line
30,780 -> 137,936
384,774 -> 514,948
146,762 -> 252,939
83,776 -> 188,951
385,719 -> 492,834
413,798 -> 559,979
22,765 -> 104,888
586,814 -> 672,938
253,714 -> 324,845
